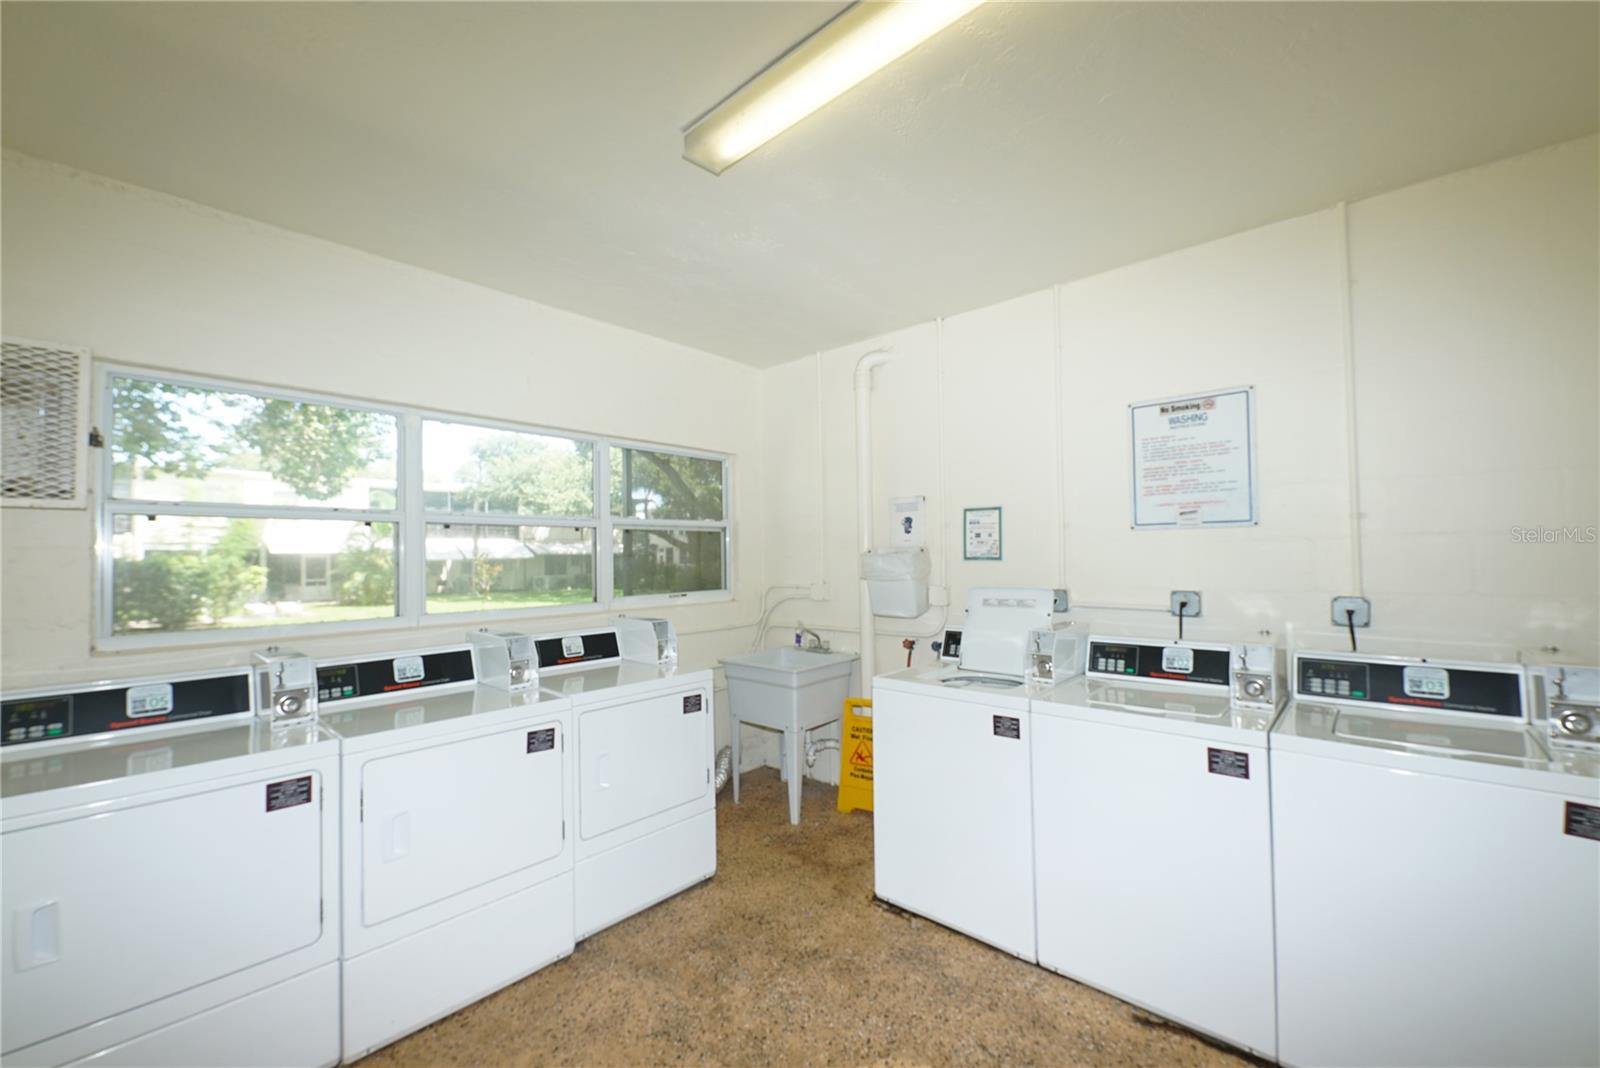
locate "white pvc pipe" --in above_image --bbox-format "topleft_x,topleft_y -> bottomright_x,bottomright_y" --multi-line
854,347 -> 896,691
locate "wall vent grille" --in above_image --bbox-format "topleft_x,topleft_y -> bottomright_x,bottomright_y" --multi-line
1,339 -> 90,508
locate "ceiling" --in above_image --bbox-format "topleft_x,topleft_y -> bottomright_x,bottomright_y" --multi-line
3,2 -> 1596,368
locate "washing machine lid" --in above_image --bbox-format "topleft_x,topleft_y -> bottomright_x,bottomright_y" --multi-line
873,665 -> 1036,711
1273,701 -> 1600,792
1031,676 -> 1277,744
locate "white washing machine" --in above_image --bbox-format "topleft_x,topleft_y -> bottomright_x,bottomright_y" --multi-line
872,587 -> 1075,961
1031,635 -> 1284,1059
1,668 -> 340,1068
1272,649 -> 1600,1068
315,643 -> 574,1062
533,618 -> 715,940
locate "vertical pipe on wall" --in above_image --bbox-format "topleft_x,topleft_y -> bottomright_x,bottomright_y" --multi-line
854,347 -> 896,690
1053,284 -> 1068,588
934,319 -> 949,589
815,351 -> 827,583
1337,202 -> 1366,594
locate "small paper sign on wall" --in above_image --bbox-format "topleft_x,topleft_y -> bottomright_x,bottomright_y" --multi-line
964,506 -> 1002,560
1130,387 -> 1257,529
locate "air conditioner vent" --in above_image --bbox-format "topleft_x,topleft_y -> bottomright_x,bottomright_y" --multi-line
2,338 -> 90,509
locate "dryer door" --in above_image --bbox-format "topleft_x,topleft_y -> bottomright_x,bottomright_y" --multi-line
360,721 -> 565,927
578,686 -> 710,841
1,772 -> 326,1054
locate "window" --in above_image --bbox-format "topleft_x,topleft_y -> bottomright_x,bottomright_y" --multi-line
98,369 -> 730,645
104,374 -> 399,636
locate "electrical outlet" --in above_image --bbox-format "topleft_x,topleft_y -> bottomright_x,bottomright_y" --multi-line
1331,596 -> 1371,628
809,581 -> 830,602
1169,591 -> 1202,618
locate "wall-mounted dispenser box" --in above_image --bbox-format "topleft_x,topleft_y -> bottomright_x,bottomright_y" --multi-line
861,549 -> 930,618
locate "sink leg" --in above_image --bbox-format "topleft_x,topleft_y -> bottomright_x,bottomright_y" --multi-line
731,715 -> 741,804
787,726 -> 803,825
778,732 -> 787,783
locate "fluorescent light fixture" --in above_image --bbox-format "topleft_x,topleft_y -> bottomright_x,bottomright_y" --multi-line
683,0 -> 985,175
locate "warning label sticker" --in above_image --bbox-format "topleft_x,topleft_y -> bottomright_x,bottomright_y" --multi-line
1565,802 -> 1600,842
266,775 -> 313,812
526,728 -> 556,753
683,694 -> 703,715
992,715 -> 1021,740
1207,748 -> 1250,779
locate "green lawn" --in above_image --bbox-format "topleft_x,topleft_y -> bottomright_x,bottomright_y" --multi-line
426,588 -> 595,612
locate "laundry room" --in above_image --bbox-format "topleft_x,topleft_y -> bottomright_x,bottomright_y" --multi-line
1,3 -> 1596,1067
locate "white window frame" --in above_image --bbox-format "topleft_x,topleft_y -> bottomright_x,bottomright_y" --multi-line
93,365 -> 732,650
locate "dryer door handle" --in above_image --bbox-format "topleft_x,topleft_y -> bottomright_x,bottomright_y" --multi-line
596,752 -> 610,789
383,811 -> 411,862
14,900 -> 60,971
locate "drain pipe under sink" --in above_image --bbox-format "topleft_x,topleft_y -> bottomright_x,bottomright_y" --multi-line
854,347 -> 897,692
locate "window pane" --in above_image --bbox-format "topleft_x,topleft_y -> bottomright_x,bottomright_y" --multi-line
425,523 -> 594,613
612,528 -> 724,598
610,447 -> 723,521
110,515 -> 395,633
110,376 -> 397,508
423,420 -> 594,518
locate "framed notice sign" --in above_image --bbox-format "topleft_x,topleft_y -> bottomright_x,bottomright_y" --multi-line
1130,387 -> 1257,529
963,506 -> 1002,560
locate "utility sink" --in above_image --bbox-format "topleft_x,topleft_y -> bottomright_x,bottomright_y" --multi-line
720,647 -> 859,825
721,646 -> 858,679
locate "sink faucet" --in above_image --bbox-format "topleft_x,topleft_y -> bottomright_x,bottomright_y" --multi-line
795,624 -> 830,653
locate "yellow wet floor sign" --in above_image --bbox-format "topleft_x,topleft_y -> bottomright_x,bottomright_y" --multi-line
837,698 -> 873,813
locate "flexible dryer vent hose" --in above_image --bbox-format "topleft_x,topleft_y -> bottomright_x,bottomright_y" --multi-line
713,745 -> 733,793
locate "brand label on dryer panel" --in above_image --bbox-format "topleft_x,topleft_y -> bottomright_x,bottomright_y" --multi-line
683,694 -> 703,715
1207,748 -> 1250,779
1565,802 -> 1600,842
266,775 -> 313,812
992,715 -> 1021,740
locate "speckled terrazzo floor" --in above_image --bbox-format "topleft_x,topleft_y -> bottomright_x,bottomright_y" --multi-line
360,768 -> 1261,1068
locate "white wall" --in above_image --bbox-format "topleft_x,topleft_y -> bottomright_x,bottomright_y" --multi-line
759,135 -> 1600,690
0,151 -> 769,760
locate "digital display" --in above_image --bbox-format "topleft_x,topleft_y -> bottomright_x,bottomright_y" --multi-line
3,697 -> 71,744
126,683 -> 174,718
317,664 -> 358,703
1091,643 -> 1140,676
1299,659 -> 1370,700
392,656 -> 426,684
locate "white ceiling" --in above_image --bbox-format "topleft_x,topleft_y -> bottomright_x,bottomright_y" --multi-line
3,2 -> 1595,368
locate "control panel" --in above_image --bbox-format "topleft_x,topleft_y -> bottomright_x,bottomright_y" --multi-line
534,630 -> 623,670
1087,639 -> 1231,688
2,671 -> 253,747
317,647 -> 476,705
1295,654 -> 1525,720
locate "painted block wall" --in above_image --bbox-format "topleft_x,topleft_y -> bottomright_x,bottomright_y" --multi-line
0,151 -> 769,764
759,136 -> 1600,694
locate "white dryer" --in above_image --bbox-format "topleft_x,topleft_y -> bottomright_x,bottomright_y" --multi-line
872,587 -> 1075,961
533,618 -> 715,940
1,669 -> 340,1068
1031,635 -> 1283,1059
315,644 -> 573,1062
1272,649 -> 1600,1068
